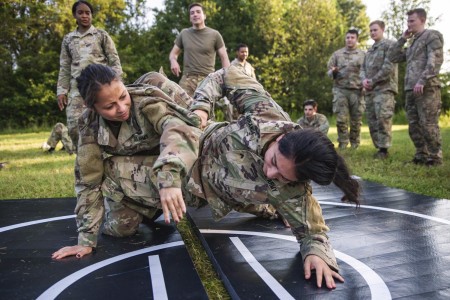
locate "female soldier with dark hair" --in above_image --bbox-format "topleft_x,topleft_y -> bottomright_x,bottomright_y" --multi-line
187,65 -> 360,289
52,64 -> 201,259
57,1 -> 122,152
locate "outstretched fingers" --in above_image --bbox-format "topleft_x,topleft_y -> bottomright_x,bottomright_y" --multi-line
159,187 -> 186,224
52,245 -> 92,260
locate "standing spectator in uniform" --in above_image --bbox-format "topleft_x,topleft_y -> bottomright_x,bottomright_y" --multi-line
231,43 -> 256,79
169,2 -> 230,97
42,122 -> 74,155
360,20 -> 398,159
297,99 -> 329,135
327,29 -> 365,149
57,0 -> 122,153
388,8 -> 444,166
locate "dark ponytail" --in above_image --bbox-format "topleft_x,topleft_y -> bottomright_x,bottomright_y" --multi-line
278,128 -> 360,205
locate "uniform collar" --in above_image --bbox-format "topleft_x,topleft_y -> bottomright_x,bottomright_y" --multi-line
74,25 -> 97,37
97,115 -> 135,148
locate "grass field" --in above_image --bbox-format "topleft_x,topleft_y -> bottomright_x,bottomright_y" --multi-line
0,122 -> 448,299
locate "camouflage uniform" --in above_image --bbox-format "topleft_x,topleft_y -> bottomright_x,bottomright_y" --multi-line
360,38 -> 398,150
231,58 -> 256,79
179,74 -> 206,97
388,29 -> 444,163
46,122 -> 74,154
227,59 -> 257,121
327,47 -> 365,148
187,66 -> 340,272
297,113 -> 329,135
57,25 -> 122,152
75,72 -> 201,247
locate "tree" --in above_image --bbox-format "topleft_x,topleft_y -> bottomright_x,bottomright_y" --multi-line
0,0 -> 126,128
336,0 -> 370,41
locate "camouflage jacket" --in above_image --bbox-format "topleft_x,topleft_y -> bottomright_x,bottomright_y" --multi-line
76,79 -> 201,247
231,58 -> 256,79
388,29 -> 443,90
57,25 -> 122,97
187,66 -> 339,271
297,113 -> 329,134
327,47 -> 365,90
360,38 -> 398,94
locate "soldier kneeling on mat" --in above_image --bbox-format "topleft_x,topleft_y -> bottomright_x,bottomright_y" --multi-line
52,64 -> 202,260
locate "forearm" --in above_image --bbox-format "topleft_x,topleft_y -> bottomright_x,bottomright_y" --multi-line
190,70 -> 225,116
152,117 -> 201,190
387,38 -> 407,63
75,184 -> 104,248
418,47 -> 443,85
371,59 -> 395,85
271,189 -> 339,271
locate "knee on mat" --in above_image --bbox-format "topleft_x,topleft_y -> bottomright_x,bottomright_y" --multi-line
102,218 -> 141,237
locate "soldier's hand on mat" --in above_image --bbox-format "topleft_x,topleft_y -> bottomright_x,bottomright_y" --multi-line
304,254 -> 344,289
52,245 -> 93,260
193,110 -> 208,128
57,94 -> 67,111
159,187 -> 186,224
413,83 -> 424,95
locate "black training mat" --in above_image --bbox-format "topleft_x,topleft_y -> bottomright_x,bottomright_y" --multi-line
0,198 -> 208,300
187,180 -> 450,300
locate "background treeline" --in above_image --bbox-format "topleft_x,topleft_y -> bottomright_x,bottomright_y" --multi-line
0,0 -> 448,129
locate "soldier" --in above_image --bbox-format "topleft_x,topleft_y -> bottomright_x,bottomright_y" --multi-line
52,64 -> 202,259
169,2 -> 230,97
360,20 -> 398,159
388,8 -> 444,166
296,99 -> 329,135
327,29 -> 365,149
57,0 -> 122,153
42,122 -> 74,154
187,65 -> 361,289
231,43 -> 256,79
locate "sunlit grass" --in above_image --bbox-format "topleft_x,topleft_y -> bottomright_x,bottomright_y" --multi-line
327,125 -> 450,200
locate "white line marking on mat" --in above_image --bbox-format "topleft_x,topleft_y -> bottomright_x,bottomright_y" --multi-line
230,237 -> 295,300
318,201 -> 450,225
37,241 -> 184,300
201,229 -> 392,300
0,215 -> 75,233
148,255 -> 169,300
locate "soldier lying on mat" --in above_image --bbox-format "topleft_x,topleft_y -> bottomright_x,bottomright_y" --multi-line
185,65 -> 361,289
52,64 -> 202,260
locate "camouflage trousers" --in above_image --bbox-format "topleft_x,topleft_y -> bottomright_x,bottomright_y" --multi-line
365,92 -> 395,149
66,94 -> 85,153
101,155 -> 162,237
332,88 -> 365,147
405,87 -> 443,162
179,73 -> 206,97
47,122 -> 74,153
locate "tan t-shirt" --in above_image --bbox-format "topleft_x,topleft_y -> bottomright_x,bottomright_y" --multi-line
175,27 -> 225,76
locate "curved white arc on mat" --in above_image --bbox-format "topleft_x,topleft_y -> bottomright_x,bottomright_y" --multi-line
0,215 -> 76,233
37,241 -> 184,300
319,201 -> 450,225
230,237 -> 295,300
200,229 -> 391,300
